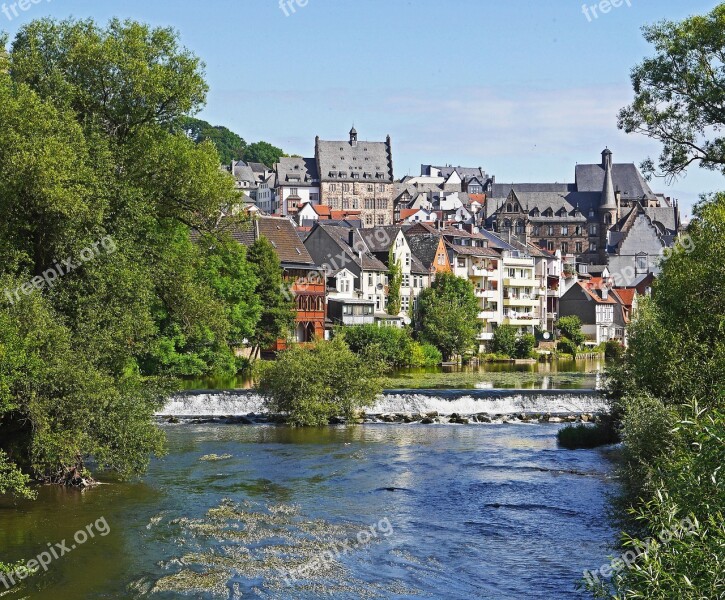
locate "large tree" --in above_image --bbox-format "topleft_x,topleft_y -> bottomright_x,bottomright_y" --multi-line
417,272 -> 480,361
243,140 -> 287,168
0,18 -> 250,494
618,4 -> 725,180
246,236 -> 296,356
178,116 -> 247,164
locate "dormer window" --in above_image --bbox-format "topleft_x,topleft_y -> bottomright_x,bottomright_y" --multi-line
531,208 -> 540,217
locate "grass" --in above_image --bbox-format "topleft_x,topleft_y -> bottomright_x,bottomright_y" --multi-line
557,422 -> 620,449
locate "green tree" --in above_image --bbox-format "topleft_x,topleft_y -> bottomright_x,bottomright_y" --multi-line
417,272 -> 480,361
386,248 -> 402,316
557,316 -> 586,346
178,116 -> 247,164
243,141 -> 287,168
514,333 -> 536,359
246,235 -> 296,355
0,18 -> 247,493
492,324 -> 517,358
618,4 -> 725,180
342,325 -> 440,368
258,338 -> 384,426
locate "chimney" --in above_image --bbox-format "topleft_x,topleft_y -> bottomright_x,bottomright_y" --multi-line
348,229 -> 355,247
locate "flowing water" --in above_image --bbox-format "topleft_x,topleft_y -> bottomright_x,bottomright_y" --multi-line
0,422 -> 617,599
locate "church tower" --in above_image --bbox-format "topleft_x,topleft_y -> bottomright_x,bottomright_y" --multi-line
349,126 -> 358,147
599,148 -> 617,261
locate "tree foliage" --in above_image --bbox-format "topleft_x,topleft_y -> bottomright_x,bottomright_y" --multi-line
386,248 -> 402,316
178,116 -> 247,164
258,338 -> 384,426
618,4 -> 725,180
243,141 -> 287,168
342,325 -> 441,369
417,272 -> 480,361
0,18 -> 256,495
246,235 -> 296,353
557,315 -> 586,346
492,324 -> 517,358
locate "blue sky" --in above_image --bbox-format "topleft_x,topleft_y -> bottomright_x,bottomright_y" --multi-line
2,0 -> 722,218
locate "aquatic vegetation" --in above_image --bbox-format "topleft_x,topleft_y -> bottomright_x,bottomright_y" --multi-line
198,454 -> 233,462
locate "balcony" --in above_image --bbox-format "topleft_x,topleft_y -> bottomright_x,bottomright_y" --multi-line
503,277 -> 536,287
503,315 -> 537,326
502,256 -> 533,266
475,288 -> 499,299
477,332 -> 494,341
504,297 -> 539,307
477,311 -> 497,321
471,265 -> 496,277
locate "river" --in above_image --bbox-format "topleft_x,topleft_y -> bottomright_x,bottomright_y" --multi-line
0,362 -> 617,599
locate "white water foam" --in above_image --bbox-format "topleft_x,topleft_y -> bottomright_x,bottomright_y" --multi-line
157,390 -> 607,417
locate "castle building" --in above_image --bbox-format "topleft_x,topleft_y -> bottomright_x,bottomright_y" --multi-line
315,128 -> 395,227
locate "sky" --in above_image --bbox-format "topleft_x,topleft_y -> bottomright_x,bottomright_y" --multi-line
2,0 -> 722,219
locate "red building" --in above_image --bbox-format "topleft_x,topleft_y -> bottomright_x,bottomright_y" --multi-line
236,216 -> 326,346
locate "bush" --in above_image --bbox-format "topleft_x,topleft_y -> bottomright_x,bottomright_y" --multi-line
557,316 -> 586,346
604,339 -> 625,361
258,337 -> 384,426
557,337 -> 579,358
342,325 -> 414,369
492,324 -> 517,357
410,342 -> 442,367
557,422 -> 619,449
514,333 -> 537,359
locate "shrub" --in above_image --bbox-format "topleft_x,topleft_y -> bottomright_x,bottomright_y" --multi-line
342,325 -> 414,369
492,324 -> 517,357
557,337 -> 579,358
514,333 -> 537,359
258,337 -> 384,426
557,316 -> 586,346
557,422 -> 619,449
410,342 -> 442,367
604,339 -> 625,360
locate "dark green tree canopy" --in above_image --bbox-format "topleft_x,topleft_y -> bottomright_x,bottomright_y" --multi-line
243,141 -> 287,168
178,116 -> 247,164
618,4 -> 725,180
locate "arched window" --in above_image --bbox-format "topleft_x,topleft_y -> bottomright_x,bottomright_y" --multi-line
515,220 -> 525,234
503,219 -> 512,229
507,204 -> 513,213
605,213 -> 613,225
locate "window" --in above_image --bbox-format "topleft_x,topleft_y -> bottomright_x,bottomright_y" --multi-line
368,274 -> 373,287
290,188 -> 298,196
437,253 -> 445,266
329,184 -> 337,192
401,296 -> 410,311
405,254 -> 410,267
589,241 -> 598,252
561,242 -> 568,254
310,193 -> 319,202
377,215 -> 385,225
342,199 -> 350,209
636,254 -> 648,273
547,241 -> 554,251
547,225 -> 555,236
533,226 -> 540,236
508,268 -> 516,278
590,224 -> 598,236
561,225 -> 569,235
575,242 -> 583,254
367,184 -> 373,192
507,204 -> 513,212
515,220 -> 525,234
343,183 -> 351,192
365,198 -> 374,209
402,274 -> 410,287
365,215 -> 373,226
378,184 -> 386,192
575,226 -> 582,236
413,277 -> 419,289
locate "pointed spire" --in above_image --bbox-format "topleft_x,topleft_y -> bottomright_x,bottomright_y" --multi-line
601,151 -> 617,210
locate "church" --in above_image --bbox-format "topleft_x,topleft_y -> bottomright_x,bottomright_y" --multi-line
484,149 -> 681,280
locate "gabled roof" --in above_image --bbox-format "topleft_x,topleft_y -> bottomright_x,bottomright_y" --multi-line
276,157 -> 319,186
406,234 -> 443,270
308,224 -> 388,272
233,216 -> 316,268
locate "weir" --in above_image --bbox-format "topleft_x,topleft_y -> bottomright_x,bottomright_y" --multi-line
158,389 -> 607,418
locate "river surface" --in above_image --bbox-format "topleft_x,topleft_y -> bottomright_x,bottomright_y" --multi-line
0,422 -> 617,599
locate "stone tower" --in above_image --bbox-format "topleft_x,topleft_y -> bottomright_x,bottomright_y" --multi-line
599,148 -> 618,260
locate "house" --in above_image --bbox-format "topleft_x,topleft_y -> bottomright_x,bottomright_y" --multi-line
559,278 -> 628,345
234,216 -> 326,345
303,223 -> 392,326
316,128 -> 395,227
404,232 -> 452,278
275,157 -> 320,217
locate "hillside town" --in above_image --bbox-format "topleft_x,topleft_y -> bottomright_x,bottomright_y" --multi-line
224,127 -> 682,351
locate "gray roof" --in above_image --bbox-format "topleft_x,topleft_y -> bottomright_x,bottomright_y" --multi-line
406,234 -> 442,270
276,157 -> 319,186
644,206 -> 678,233
316,135 -> 393,182
575,163 -> 656,201
248,162 -> 270,174
486,190 -> 601,220
231,161 -> 257,186
309,224 -> 388,272
490,183 -> 574,198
